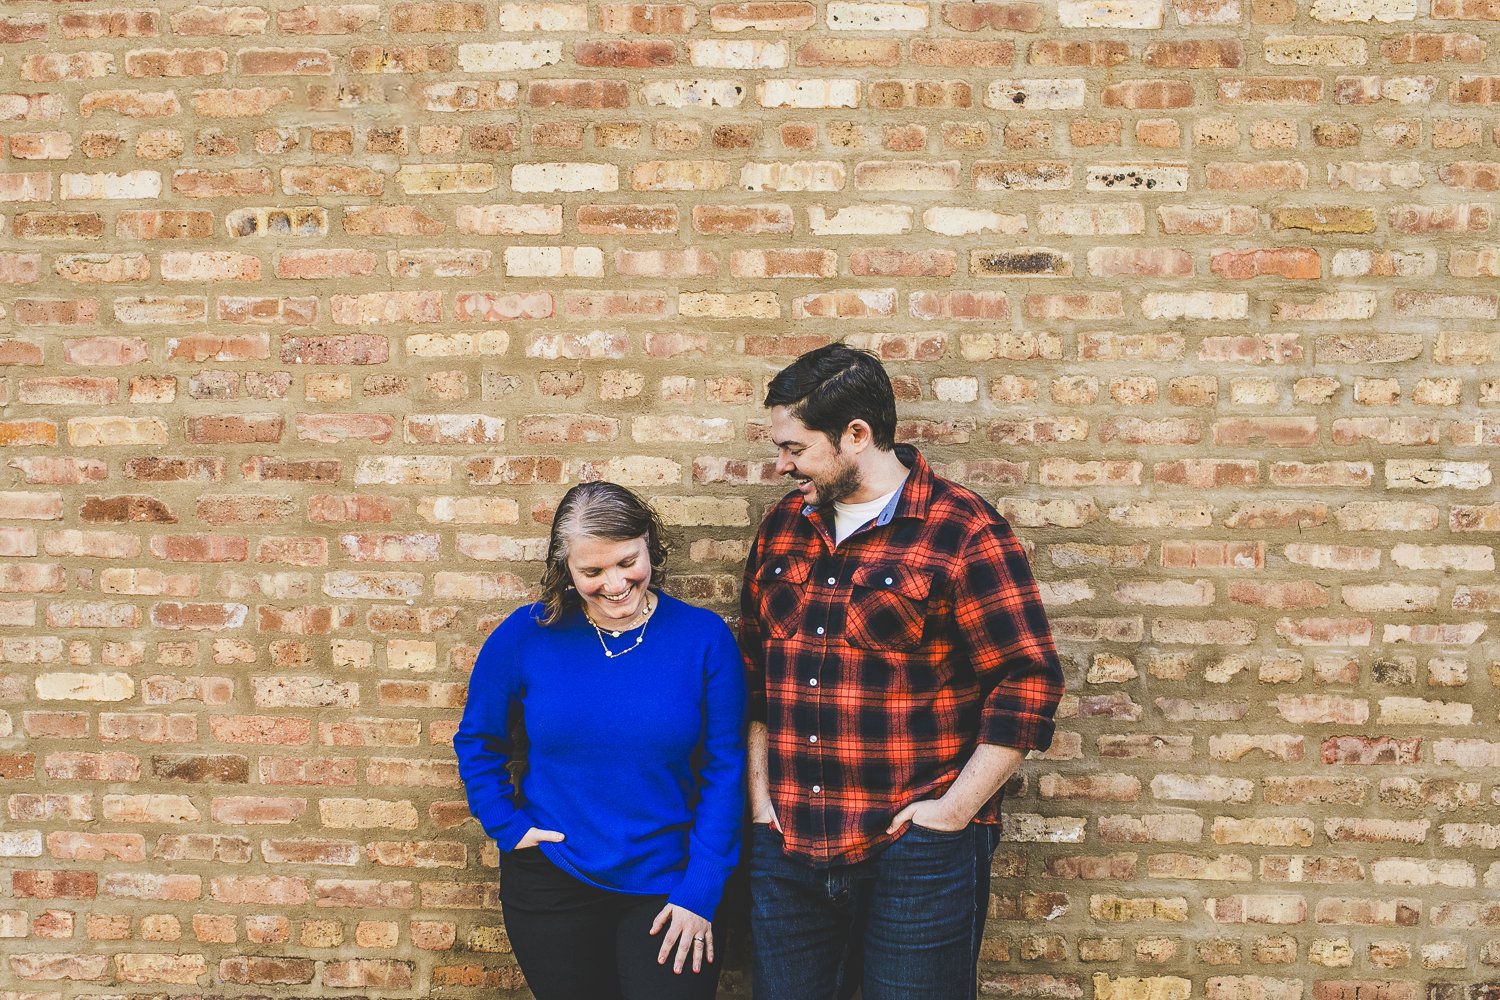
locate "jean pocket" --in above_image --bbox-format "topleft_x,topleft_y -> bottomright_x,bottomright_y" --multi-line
905,821 -> 969,841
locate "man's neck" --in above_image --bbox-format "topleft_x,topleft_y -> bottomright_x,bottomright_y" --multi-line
844,448 -> 909,504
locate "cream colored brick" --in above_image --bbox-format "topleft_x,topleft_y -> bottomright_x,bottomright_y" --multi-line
810,204 -> 914,235
688,40 -> 788,69
502,246 -> 603,278
740,161 -> 845,192
495,3 -> 587,30
1060,0 -> 1165,28
60,171 -> 162,200
1310,0 -> 1419,22
511,162 -> 618,193
922,207 -> 1027,236
985,79 -> 1088,111
397,163 -> 497,195
643,80 -> 748,108
757,79 -> 860,109
455,42 -> 562,72
826,1 -> 928,29
36,672 -> 135,701
1264,35 -> 1369,65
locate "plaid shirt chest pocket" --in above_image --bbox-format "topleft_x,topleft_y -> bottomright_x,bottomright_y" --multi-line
845,564 -> 933,652
756,554 -> 812,638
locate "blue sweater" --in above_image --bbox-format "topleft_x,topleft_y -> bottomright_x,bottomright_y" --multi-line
454,592 -> 747,919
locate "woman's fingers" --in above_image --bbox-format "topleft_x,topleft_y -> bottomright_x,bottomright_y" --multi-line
656,920 -> 678,965
648,904 -> 671,936
514,827 -> 565,850
651,906 -> 713,973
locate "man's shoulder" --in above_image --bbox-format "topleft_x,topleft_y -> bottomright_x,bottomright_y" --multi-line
923,471 -> 1008,533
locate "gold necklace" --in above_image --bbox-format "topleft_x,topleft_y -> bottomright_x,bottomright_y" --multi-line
583,594 -> 654,659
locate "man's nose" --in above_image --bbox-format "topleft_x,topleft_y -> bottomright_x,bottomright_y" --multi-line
774,453 -> 794,476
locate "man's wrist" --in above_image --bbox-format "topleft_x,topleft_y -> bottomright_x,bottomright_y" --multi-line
931,793 -> 976,829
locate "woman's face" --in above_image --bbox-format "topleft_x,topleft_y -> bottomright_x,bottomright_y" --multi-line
565,534 -> 652,625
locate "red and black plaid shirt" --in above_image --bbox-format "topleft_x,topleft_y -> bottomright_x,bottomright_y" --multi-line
739,445 -> 1064,867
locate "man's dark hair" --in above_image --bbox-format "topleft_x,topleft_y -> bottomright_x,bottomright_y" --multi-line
765,343 -> 897,451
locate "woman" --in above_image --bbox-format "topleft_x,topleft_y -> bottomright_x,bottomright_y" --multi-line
455,481 -> 746,1000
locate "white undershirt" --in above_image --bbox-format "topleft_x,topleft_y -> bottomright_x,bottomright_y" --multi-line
832,481 -> 904,545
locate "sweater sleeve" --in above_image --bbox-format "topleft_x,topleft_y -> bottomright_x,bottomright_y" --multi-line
453,613 -> 536,852
668,617 -> 748,919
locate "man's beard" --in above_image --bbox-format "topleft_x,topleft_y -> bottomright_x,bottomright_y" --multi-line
810,460 -> 861,506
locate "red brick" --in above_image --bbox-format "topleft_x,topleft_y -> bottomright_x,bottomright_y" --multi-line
941,1 -> 1042,31
575,40 -> 677,67
1211,248 -> 1322,280
529,80 -> 629,109
1102,80 -> 1195,109
1145,39 -> 1245,68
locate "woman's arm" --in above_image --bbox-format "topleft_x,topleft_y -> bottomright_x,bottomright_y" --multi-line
453,620 -> 539,851
667,619 -> 748,920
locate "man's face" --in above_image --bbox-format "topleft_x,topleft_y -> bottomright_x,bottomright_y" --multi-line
770,405 -> 861,506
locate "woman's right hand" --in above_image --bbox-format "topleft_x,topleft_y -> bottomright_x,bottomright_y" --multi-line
513,827 -> 565,850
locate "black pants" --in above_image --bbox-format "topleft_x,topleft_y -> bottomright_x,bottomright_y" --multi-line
500,847 -> 722,1000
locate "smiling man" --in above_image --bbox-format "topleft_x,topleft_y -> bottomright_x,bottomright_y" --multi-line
738,343 -> 1065,1000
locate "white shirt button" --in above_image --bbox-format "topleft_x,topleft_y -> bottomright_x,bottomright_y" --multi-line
809,678 -> 818,687
885,577 -> 894,585
816,626 -> 825,635
808,735 -> 817,743
812,785 -> 822,793
774,566 -> 783,575
827,577 -> 836,585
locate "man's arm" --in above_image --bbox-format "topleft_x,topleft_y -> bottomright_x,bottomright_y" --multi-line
748,720 -> 779,829
889,518 -> 1064,832
739,528 -> 778,829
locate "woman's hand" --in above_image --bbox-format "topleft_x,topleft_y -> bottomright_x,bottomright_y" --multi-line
649,903 -> 713,974
512,827 -> 565,850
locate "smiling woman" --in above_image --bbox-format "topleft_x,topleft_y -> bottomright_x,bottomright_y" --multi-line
568,535 -> 654,635
534,481 -> 669,627
453,481 -> 747,1000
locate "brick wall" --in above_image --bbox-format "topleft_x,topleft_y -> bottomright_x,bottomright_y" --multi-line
2,0 -> 1498,996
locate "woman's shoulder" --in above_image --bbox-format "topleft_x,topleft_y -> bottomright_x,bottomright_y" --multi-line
656,593 -> 733,638
480,602 -> 552,648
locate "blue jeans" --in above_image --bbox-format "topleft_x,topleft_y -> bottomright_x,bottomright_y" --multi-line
749,822 -> 1000,1000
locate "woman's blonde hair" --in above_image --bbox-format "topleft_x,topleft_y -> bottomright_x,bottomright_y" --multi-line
535,481 -> 668,625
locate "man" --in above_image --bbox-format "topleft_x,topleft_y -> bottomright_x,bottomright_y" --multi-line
739,344 -> 1064,1000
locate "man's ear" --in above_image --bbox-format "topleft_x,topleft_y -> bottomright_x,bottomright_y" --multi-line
842,419 -> 873,452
